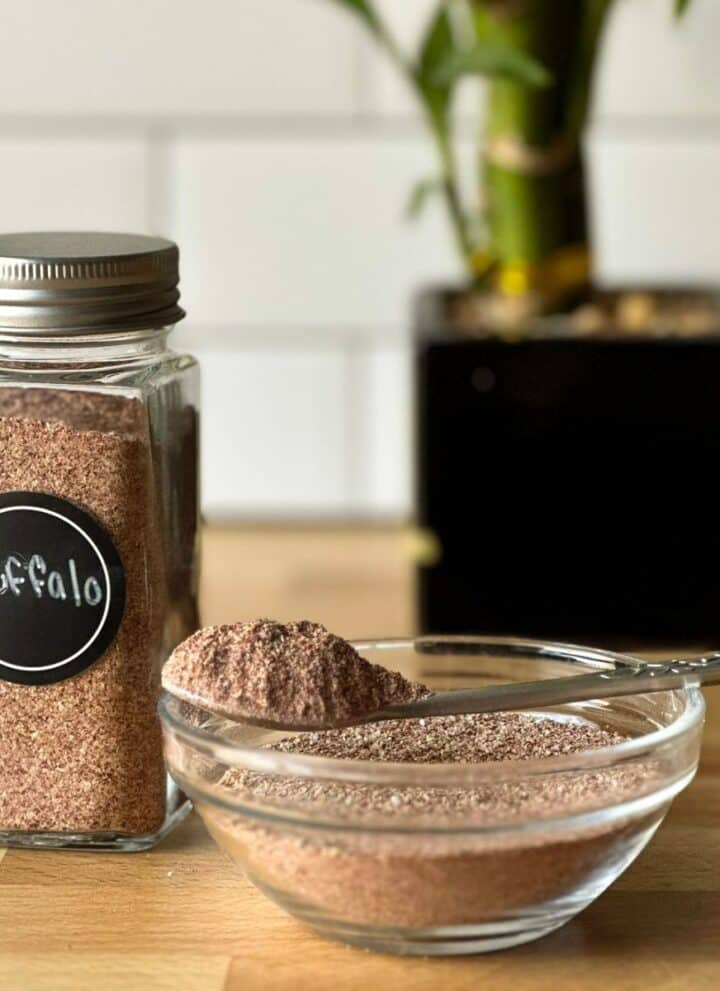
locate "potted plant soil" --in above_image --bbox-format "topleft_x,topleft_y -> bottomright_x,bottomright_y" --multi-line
330,0 -> 719,647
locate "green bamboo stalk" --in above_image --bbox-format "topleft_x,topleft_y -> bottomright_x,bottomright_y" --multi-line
477,0 -> 599,276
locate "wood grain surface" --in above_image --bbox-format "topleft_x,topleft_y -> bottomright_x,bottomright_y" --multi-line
1,525 -> 718,991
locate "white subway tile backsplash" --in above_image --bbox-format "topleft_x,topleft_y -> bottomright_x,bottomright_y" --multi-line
172,133 -> 467,330
0,137 -> 149,233
193,333 -> 414,520
198,344 -> 350,518
594,0 -> 720,121
349,341 -> 412,518
0,0 -> 358,117
588,130 -> 720,285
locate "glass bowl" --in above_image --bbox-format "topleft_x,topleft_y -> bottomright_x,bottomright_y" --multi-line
159,637 -> 704,956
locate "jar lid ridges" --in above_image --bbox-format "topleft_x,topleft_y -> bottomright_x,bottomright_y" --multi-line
0,232 -> 184,334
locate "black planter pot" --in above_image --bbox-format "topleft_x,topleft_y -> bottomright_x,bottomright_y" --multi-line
415,287 -> 720,647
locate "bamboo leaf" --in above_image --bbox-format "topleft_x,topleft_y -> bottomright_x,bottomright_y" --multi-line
415,3 -> 457,132
411,4 -> 477,265
674,0 -> 691,17
327,0 -> 382,37
406,177 -> 443,219
432,44 -> 552,88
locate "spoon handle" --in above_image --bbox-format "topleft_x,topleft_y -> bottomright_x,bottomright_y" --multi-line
380,653 -> 720,720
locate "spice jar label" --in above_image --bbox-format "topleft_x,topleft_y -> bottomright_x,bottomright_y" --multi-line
0,491 -> 126,685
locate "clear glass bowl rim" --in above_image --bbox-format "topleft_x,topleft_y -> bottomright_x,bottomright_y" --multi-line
159,635 -> 705,788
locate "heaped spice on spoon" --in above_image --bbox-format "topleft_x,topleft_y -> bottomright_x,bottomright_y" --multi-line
162,619 -> 425,727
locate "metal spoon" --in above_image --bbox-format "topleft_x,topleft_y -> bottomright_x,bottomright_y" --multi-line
167,653 -> 720,731
366,653 -> 720,725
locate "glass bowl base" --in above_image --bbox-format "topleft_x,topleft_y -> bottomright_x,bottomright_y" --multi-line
308,917 -> 571,956
252,875 -> 583,956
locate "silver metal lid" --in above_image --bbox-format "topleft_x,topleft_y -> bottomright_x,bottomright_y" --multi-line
0,231 -> 185,334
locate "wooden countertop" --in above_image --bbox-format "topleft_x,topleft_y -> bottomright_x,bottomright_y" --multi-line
2,526 -> 718,991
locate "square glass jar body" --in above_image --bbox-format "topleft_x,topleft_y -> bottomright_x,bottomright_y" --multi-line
0,326 -> 199,849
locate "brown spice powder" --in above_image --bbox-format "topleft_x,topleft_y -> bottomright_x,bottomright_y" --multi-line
209,712 -> 656,928
163,619 -> 425,727
0,392 -> 167,833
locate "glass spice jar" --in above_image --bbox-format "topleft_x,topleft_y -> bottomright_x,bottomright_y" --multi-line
0,232 -> 199,850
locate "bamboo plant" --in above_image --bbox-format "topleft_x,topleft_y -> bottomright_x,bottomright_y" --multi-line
329,0 -> 692,319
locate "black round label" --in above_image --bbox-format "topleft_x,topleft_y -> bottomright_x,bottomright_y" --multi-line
0,492 -> 126,685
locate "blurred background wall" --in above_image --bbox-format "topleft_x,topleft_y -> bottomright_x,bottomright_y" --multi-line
0,0 -> 718,520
